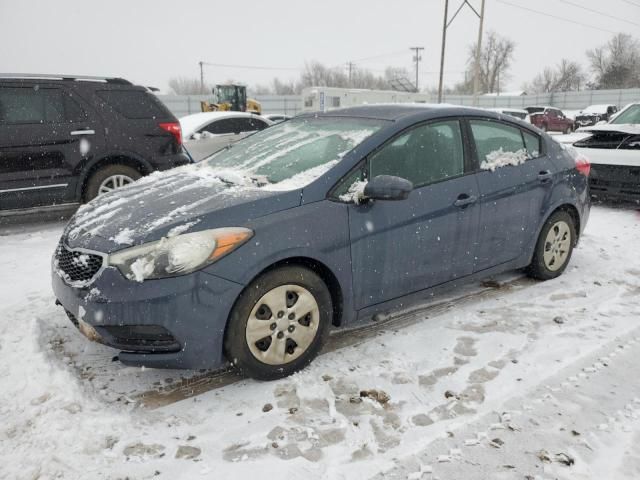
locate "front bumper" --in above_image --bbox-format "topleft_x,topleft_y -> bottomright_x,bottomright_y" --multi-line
590,163 -> 640,203
52,263 -> 244,370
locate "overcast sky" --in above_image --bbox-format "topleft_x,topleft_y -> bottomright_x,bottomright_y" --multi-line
1,0 -> 639,93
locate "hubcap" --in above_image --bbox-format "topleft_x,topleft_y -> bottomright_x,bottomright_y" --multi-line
245,284 -> 320,365
98,174 -> 134,195
543,220 -> 571,272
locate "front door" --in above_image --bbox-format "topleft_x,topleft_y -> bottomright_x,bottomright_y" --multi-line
346,119 -> 480,310
468,119 -> 555,271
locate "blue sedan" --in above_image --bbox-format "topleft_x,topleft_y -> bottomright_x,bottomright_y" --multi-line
52,105 -> 590,380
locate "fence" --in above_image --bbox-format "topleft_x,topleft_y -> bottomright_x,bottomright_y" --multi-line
440,88 -> 640,110
156,94 -> 303,117
157,89 -> 640,118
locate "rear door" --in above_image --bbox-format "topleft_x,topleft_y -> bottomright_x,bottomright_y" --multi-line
468,118 -> 554,271
0,83 -> 102,210
345,119 -> 481,309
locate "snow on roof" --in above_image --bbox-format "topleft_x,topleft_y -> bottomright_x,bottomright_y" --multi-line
179,112 -> 265,138
582,104 -> 614,113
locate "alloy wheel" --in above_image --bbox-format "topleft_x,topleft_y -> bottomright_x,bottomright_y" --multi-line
98,174 -> 134,195
543,220 -> 572,271
245,284 -> 320,365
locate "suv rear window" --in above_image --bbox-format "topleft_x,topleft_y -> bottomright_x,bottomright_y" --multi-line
96,90 -> 167,119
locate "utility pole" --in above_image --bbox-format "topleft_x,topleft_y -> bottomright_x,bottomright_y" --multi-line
472,0 -> 486,106
437,0 -> 449,103
410,46 -> 424,92
199,61 -> 204,94
346,61 -> 355,87
438,1 -> 483,103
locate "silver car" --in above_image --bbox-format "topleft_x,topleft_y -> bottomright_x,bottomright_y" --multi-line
180,112 -> 273,161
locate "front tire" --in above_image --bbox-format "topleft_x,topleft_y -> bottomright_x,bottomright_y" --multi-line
224,266 -> 332,380
527,210 -> 576,280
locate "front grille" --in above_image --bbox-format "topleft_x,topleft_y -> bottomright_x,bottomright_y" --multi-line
98,325 -> 181,353
55,243 -> 104,283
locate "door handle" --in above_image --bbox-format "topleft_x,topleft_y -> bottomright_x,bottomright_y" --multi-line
70,129 -> 95,136
538,170 -> 552,182
453,193 -> 478,208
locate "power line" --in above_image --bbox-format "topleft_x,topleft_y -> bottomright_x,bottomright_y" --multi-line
495,0 -> 618,34
620,0 -> 640,7
350,50 -> 408,64
558,0 -> 639,27
200,61 -> 299,72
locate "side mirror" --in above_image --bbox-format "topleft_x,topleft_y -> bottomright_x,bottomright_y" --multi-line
364,175 -> 413,201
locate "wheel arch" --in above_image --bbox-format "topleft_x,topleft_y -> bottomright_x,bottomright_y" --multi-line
76,153 -> 153,201
229,256 -> 345,330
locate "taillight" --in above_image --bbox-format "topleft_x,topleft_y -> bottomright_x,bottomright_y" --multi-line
575,154 -> 591,176
159,122 -> 182,145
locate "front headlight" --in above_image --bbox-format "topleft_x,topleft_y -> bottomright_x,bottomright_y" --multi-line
109,227 -> 253,282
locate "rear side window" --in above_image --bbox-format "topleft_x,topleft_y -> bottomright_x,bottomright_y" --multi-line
96,90 -> 167,119
522,130 -> 542,158
0,86 -> 66,124
470,120 -> 541,169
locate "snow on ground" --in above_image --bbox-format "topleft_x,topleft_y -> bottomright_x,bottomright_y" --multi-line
1,206 -> 639,479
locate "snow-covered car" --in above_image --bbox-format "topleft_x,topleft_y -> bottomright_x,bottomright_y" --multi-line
572,122 -> 640,202
180,112 -> 273,161
52,105 -> 590,380
486,107 -> 528,120
263,113 -> 292,123
574,104 -> 618,128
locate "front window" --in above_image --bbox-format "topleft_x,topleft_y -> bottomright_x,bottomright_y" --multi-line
203,116 -> 386,187
611,104 -> 640,124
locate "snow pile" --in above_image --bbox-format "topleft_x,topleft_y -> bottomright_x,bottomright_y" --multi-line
338,179 -> 368,204
480,148 -> 528,171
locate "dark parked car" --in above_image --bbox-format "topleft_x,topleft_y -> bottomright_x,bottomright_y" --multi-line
575,104 -> 618,128
52,105 -> 590,380
0,74 -> 190,212
525,106 -> 575,133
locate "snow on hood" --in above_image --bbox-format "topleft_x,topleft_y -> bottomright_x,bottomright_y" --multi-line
579,124 -> 640,135
63,164 -> 301,253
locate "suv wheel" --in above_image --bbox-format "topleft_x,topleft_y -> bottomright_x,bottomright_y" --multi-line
225,266 -> 332,380
84,164 -> 141,202
527,210 -> 576,280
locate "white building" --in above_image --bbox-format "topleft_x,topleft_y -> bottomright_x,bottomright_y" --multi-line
302,86 -> 433,112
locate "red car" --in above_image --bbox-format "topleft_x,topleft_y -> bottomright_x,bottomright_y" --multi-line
525,106 -> 575,134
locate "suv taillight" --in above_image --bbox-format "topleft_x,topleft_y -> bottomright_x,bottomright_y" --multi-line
159,122 -> 182,145
575,154 -> 591,177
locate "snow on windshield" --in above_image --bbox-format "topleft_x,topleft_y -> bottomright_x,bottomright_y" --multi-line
203,118 -> 384,187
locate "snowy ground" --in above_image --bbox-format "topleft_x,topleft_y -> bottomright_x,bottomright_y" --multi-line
1,205 -> 639,480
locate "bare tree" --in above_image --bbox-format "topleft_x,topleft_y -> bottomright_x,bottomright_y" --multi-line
168,77 -> 213,95
587,33 -> 640,89
525,59 -> 585,93
458,31 -> 515,94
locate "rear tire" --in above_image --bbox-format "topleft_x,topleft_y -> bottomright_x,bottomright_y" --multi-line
84,164 -> 141,202
224,266 -> 332,380
527,210 -> 576,280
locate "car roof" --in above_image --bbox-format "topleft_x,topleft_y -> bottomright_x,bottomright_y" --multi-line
297,103 -> 501,121
179,111 -> 272,137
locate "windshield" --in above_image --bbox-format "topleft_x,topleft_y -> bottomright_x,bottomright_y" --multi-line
611,104 -> 640,124
203,116 -> 386,187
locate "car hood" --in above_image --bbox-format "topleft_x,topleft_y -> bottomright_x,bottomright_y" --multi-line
579,124 -> 640,135
63,166 -> 301,253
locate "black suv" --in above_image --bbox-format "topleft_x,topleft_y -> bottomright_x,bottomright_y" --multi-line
0,74 -> 190,212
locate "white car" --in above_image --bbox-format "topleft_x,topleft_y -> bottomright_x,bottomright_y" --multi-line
571,103 -> 640,202
180,112 -> 273,162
